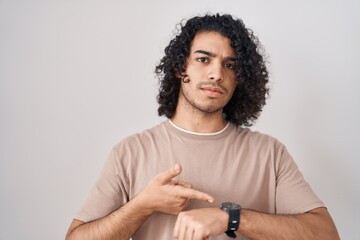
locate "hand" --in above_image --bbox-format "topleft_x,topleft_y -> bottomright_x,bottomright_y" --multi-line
137,164 -> 215,215
173,208 -> 228,240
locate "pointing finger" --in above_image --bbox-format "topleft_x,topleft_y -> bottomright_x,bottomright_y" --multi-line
176,187 -> 214,203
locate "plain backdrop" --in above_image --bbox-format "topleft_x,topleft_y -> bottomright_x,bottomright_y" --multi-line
1,0 -> 359,239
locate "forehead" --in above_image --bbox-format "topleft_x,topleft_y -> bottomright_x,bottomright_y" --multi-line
189,31 -> 235,57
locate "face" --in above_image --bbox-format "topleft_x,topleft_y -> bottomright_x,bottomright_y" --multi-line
179,31 -> 238,115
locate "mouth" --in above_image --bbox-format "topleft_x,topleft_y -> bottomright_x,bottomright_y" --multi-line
200,86 -> 225,98
200,86 -> 224,94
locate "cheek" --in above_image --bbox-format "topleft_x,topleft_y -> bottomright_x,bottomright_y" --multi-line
181,81 -> 197,94
187,69 -> 201,80
227,78 -> 237,91
186,63 -> 206,77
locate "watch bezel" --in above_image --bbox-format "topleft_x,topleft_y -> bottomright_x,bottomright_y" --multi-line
221,202 -> 241,211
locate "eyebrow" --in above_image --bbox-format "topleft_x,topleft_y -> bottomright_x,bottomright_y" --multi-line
194,50 -> 237,62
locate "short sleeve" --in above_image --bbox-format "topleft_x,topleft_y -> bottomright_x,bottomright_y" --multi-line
275,145 -> 325,214
74,146 -> 129,222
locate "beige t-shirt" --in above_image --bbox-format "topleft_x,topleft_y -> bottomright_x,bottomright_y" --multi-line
74,121 -> 324,239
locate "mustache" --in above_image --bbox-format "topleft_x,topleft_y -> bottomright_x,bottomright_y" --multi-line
181,75 -> 228,94
197,82 -> 228,94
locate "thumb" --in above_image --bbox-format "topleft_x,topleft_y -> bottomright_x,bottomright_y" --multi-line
156,164 -> 182,184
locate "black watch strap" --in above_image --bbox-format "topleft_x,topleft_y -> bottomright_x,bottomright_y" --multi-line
225,207 -> 240,238
221,202 -> 241,238
225,230 -> 237,238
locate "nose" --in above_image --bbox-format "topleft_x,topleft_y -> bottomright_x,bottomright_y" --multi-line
208,62 -> 223,82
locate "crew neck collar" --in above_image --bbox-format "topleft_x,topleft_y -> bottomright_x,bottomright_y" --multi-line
166,119 -> 233,139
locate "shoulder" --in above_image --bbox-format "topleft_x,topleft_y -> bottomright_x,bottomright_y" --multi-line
233,127 -> 296,173
233,125 -> 285,149
228,126 -> 290,163
112,121 -> 167,151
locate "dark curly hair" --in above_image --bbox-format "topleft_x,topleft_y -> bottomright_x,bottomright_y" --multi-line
155,13 -> 269,126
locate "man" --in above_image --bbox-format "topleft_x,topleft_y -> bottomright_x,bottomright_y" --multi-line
66,14 -> 339,239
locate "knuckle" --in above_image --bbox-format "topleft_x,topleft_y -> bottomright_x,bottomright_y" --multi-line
178,211 -> 183,216
178,211 -> 185,218
195,225 -> 208,238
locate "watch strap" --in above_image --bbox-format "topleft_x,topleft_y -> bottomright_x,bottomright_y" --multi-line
225,230 -> 237,238
226,207 -> 240,238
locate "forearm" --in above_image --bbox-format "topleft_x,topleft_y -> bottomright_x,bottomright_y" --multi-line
239,207 -> 340,240
66,164 -> 214,240
66,196 -> 153,240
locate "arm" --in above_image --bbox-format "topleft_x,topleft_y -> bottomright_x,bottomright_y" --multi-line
65,195 -> 153,240
173,207 -> 340,240
239,207 -> 339,240
66,164 -> 214,240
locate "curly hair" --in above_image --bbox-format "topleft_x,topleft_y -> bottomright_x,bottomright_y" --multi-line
155,13 -> 269,126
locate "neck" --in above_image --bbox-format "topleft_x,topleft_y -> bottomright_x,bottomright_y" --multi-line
171,108 -> 228,134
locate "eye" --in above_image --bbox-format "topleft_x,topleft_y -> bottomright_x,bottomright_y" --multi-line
224,63 -> 236,70
197,57 -> 208,63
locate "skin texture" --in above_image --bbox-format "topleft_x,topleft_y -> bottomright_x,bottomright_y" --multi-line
172,32 -> 238,133
66,31 -> 340,240
173,207 -> 339,240
181,32 -> 237,115
173,208 -> 228,240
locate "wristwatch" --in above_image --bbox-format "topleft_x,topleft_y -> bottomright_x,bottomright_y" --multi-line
220,202 -> 241,238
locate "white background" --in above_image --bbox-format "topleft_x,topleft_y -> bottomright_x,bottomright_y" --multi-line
1,0 -> 359,239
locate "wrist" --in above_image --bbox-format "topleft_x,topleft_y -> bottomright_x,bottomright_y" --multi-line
219,208 -> 229,233
220,202 -> 241,238
132,192 -> 156,216
237,208 -> 251,235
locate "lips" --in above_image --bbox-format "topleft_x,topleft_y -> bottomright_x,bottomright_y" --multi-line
200,86 -> 224,94
200,86 -> 225,98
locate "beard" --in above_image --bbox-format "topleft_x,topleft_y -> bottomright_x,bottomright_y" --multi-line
180,85 -> 227,114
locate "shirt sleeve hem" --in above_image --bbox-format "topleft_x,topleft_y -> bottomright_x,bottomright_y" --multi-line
290,201 -> 326,214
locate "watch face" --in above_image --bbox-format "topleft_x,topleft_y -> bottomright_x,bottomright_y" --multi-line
221,202 -> 241,210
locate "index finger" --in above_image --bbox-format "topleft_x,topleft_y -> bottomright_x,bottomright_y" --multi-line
176,187 -> 215,203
